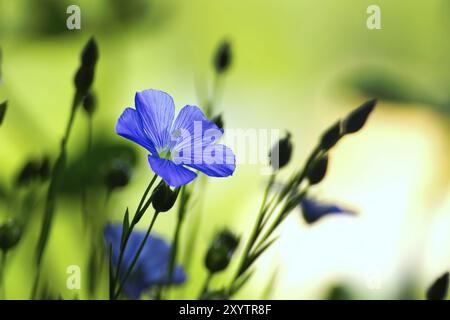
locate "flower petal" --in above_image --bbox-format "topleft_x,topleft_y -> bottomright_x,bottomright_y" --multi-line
135,90 -> 175,150
147,155 -> 197,187
115,107 -> 157,155
170,105 -> 223,151
185,144 -> 236,177
300,197 -> 355,224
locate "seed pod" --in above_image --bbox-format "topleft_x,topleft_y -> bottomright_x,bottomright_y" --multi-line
269,132 -> 293,171
343,99 -> 377,134
0,101 -> 7,126
205,230 -> 239,273
151,182 -> 179,213
307,154 -> 329,185
82,91 -> 97,116
15,159 -> 41,187
81,37 -> 99,69
426,272 -> 449,300
211,114 -> 224,130
214,41 -> 232,74
104,160 -> 132,190
320,121 -> 342,150
0,220 -> 22,252
74,65 -> 95,96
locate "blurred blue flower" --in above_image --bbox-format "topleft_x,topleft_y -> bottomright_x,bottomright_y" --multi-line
300,197 -> 355,224
116,89 -> 235,187
104,223 -> 186,299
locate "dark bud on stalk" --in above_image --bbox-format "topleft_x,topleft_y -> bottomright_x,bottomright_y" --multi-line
151,182 -> 179,213
15,159 -> 41,187
426,272 -> 449,300
212,114 -> 224,130
104,160 -> 132,190
74,38 -> 98,97
74,66 -> 95,97
0,220 -> 22,252
82,91 -> 96,116
81,37 -> 99,69
320,121 -> 342,150
343,99 -> 377,134
205,230 -> 239,273
39,156 -> 51,181
214,41 -> 232,74
307,154 -> 329,185
269,132 -> 292,171
0,101 -> 7,126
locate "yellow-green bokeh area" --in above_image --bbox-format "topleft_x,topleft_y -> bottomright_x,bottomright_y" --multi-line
0,0 -> 449,299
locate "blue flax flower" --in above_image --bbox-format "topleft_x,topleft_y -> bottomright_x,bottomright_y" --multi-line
104,224 -> 186,299
300,197 -> 355,224
116,89 -> 235,187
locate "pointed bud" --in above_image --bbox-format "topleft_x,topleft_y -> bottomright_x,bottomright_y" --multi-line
0,220 -> 22,252
81,37 -> 99,69
74,66 -> 95,96
151,182 -> 179,213
104,160 -> 132,190
269,132 -> 293,171
205,229 -> 239,273
307,154 -> 329,185
214,41 -> 232,74
426,272 -> 449,300
212,114 -> 224,130
343,99 -> 377,134
0,101 -> 7,127
320,121 -> 342,150
82,91 -> 96,116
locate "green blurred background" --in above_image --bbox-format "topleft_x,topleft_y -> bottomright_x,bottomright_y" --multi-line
0,0 -> 449,299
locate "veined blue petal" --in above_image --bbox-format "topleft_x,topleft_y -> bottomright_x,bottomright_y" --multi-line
170,105 -> 223,151
135,90 -> 175,150
147,155 -> 197,187
115,107 -> 157,155
185,144 -> 236,177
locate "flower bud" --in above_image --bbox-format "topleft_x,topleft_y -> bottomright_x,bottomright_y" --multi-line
0,220 -> 22,252
151,182 -> 179,213
104,160 -> 132,190
74,65 -> 95,96
211,114 -> 224,130
269,132 -> 292,171
39,156 -> 51,181
306,154 -> 328,185
81,37 -> 99,69
205,230 -> 239,273
82,91 -> 97,116
343,99 -> 377,134
426,272 -> 449,300
320,121 -> 342,150
15,159 -> 41,187
0,101 -> 7,126
214,41 -> 232,74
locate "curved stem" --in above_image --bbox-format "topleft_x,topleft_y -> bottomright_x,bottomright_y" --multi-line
234,174 -> 275,279
114,211 -> 160,299
111,174 -> 157,298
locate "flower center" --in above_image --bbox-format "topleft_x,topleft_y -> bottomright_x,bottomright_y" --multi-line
158,147 -> 172,160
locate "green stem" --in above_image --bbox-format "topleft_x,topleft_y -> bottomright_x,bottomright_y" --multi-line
167,186 -> 187,287
111,174 -> 157,299
33,91 -> 82,297
0,251 -> 7,299
199,272 -> 213,299
234,174 -> 275,279
113,210 -> 160,299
